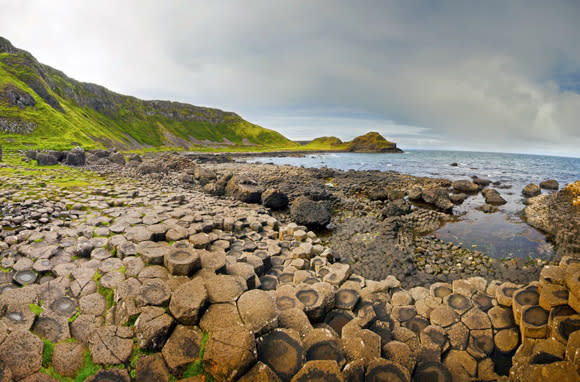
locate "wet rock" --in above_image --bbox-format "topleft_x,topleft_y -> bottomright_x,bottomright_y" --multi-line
523,183 -> 541,197
0,329 -> 43,380
290,196 -> 331,230
303,328 -> 345,367
381,199 -> 412,217
452,180 -> 479,193
540,179 -> 559,190
482,188 -> 507,205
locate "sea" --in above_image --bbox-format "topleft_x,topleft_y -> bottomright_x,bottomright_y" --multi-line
248,150 -> 580,260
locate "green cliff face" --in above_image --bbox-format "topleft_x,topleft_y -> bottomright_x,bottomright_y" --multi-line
0,37 -> 298,151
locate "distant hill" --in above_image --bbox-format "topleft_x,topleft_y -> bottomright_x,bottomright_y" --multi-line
0,37 -> 298,151
303,132 -> 402,153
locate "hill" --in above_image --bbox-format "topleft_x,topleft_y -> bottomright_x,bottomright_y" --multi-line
0,37 -> 298,151
302,132 -> 402,153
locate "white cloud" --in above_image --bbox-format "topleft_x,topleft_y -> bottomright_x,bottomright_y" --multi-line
1,0 -> 579,156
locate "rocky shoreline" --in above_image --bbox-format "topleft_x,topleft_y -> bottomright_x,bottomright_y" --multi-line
0,149 -> 578,381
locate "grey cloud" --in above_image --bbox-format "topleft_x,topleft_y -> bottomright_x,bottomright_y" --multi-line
1,0 -> 579,156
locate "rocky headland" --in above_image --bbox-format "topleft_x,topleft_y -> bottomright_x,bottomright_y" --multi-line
0,149 -> 578,381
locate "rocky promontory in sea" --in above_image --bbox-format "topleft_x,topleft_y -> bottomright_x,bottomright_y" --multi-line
0,149 -> 579,381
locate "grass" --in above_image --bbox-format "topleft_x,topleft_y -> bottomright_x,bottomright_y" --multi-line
0,45 -> 298,152
28,303 -> 43,316
181,332 -> 214,381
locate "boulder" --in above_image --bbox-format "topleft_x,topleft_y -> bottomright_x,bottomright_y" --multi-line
482,188 -> 507,205
290,197 -> 331,230
452,180 -> 479,193
169,277 -> 208,325
522,183 -> 541,197
381,199 -> 412,218
194,166 -> 217,185
36,153 -> 58,166
262,188 -> 289,210
109,152 -> 126,165
135,306 -> 174,351
238,289 -> 279,335
161,325 -> 203,374
65,146 -> 86,166
540,179 -> 559,190
226,175 -> 263,203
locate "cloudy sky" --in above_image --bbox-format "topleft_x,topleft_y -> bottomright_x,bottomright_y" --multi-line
1,1 -> 580,156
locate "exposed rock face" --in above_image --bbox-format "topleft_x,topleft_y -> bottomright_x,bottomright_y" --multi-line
65,146 -> 86,166
226,175 -> 264,203
0,330 -> 43,380
0,84 -> 36,109
290,197 -> 331,230
36,153 -> 58,166
262,188 -> 289,210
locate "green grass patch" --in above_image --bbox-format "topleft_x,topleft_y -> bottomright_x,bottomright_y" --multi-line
42,338 -> 55,368
28,303 -> 43,316
182,332 -> 214,380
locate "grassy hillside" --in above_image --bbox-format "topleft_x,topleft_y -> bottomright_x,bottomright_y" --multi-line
0,37 -> 298,151
301,132 -> 401,153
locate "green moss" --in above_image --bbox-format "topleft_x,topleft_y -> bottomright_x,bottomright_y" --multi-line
182,332 -> 214,380
29,303 -> 43,316
68,308 -> 80,323
42,338 -> 54,368
74,350 -> 102,382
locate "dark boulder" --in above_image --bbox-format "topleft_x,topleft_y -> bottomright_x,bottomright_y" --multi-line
422,188 -> 453,211
290,196 -> 331,230
540,179 -> 559,190
381,199 -> 412,218
36,153 -> 58,166
65,147 -> 86,166
109,152 -> 126,165
261,189 -> 289,210
128,154 -> 143,163
225,175 -> 263,203
368,187 -> 389,201
473,177 -> 492,187
482,188 -> 507,205
25,150 -> 38,160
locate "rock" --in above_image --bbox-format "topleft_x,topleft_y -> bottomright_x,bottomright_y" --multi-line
450,193 -> 468,204
200,303 -> 244,333
290,197 -> 331,230
202,326 -> 257,381
540,179 -> 559,190
161,325 -> 203,374
169,277 -> 208,325
450,162 -> 458,166
365,358 -> 410,382
205,274 -> 246,304
422,188 -> 453,211
452,180 -> 479,193
408,187 -> 423,200
164,248 -> 200,276
135,306 -> 174,351
193,167 -> 217,185
443,350 -> 477,380
88,325 -> 133,364
381,199 -> 412,217
65,147 -> 86,166
303,328 -> 345,367
136,353 -> 171,382
523,183 -> 541,197
86,368 -> 131,382
36,153 -> 58,166
473,177 -> 492,186
109,152 -> 126,166
136,279 -> 171,307
290,360 -> 344,382
31,313 -> 70,343
482,188 -> 507,205
238,289 -> 279,335
258,328 -> 305,381
0,329 -> 43,380
52,342 -> 85,378
262,189 -> 289,210
238,362 -> 282,382
226,175 -> 263,203
412,361 -> 452,382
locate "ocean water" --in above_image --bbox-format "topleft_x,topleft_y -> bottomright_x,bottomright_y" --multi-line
249,150 -> 580,259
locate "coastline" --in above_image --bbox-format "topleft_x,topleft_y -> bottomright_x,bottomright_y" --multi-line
0,149 -> 578,381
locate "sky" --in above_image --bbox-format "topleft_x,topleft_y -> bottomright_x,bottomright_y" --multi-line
1,1 -> 580,157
